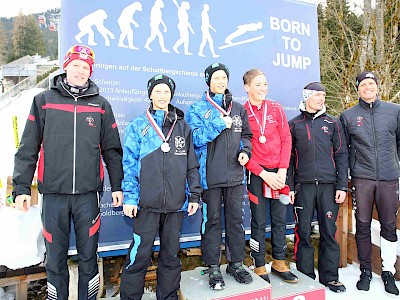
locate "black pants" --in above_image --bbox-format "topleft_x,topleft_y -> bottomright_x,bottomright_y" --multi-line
247,173 -> 288,266
352,177 -> 399,271
42,193 -> 100,300
120,211 -> 183,300
200,185 -> 246,265
293,183 -> 340,285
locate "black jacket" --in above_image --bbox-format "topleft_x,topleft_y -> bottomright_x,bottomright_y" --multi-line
340,97 -> 400,181
288,104 -> 348,191
13,74 -> 123,196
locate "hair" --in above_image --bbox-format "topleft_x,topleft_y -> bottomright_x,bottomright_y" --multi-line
243,68 -> 265,85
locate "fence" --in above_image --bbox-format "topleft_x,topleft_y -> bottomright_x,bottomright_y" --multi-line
0,76 -> 37,111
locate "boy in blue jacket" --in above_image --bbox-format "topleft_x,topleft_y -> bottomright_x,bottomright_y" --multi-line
120,74 -> 202,300
186,63 -> 253,290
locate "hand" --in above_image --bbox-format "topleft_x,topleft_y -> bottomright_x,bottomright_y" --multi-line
277,168 -> 287,181
259,170 -> 285,190
15,194 -> 31,211
238,152 -> 249,166
187,202 -> 199,216
335,190 -> 347,204
111,191 -> 123,207
289,191 -> 295,205
123,204 -> 138,218
221,115 -> 232,128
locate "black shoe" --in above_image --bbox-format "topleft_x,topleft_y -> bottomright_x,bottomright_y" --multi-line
356,269 -> 372,292
201,265 -> 225,290
325,280 -> 346,293
271,260 -> 299,283
226,262 -> 253,284
382,271 -> 399,296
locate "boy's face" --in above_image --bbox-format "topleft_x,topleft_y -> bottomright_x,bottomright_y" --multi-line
245,74 -> 268,104
210,70 -> 228,94
150,83 -> 171,111
65,59 -> 91,86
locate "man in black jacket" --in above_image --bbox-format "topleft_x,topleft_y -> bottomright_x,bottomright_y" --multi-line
13,45 -> 124,300
340,71 -> 400,296
288,82 -> 348,293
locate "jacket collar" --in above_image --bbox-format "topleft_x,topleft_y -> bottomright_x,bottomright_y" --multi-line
358,97 -> 381,109
299,100 -> 326,119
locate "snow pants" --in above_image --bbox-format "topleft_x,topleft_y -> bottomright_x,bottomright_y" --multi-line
200,185 -> 246,265
42,192 -> 100,300
293,183 -> 340,285
120,210 -> 183,300
352,177 -> 399,273
247,172 -> 288,267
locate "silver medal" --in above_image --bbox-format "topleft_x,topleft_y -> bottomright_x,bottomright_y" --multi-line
225,116 -> 232,124
161,142 -> 170,153
259,135 -> 266,144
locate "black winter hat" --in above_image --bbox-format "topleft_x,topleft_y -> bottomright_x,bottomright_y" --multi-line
204,63 -> 229,86
147,74 -> 176,99
302,82 -> 325,101
356,71 -> 378,88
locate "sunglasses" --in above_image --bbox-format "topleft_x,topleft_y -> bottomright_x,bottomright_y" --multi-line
67,45 -> 95,60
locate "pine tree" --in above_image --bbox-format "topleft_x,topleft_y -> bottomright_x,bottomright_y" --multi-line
0,21 -> 7,64
8,13 -> 46,62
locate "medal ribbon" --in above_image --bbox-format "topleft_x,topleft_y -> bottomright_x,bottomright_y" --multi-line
205,91 -> 232,116
247,100 -> 267,137
146,108 -> 177,144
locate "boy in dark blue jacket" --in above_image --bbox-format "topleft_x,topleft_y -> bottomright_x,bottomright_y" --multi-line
120,74 -> 202,300
186,63 -> 253,290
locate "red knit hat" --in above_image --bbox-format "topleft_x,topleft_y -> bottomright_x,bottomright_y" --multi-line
63,45 -> 95,76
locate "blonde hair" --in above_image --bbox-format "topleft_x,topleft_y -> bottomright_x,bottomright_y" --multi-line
243,68 -> 265,85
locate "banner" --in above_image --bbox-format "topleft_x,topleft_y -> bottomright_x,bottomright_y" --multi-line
61,0 -> 320,254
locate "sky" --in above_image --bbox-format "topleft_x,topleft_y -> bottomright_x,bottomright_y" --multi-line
0,0 -> 61,18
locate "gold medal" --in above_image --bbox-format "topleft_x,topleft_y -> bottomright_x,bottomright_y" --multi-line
161,142 -> 170,153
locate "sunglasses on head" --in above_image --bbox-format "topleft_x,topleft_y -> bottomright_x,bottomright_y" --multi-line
67,45 -> 95,60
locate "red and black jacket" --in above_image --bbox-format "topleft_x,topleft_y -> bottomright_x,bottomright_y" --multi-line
13,74 -> 123,196
287,104 -> 348,191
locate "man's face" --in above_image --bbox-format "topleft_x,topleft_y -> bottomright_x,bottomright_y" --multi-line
209,70 -> 228,94
150,83 -> 171,111
65,60 -> 91,86
358,78 -> 378,103
245,74 -> 268,104
306,91 -> 326,113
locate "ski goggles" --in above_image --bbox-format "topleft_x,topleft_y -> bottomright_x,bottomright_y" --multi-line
66,45 -> 95,61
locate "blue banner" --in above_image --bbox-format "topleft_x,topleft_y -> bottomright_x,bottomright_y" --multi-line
61,0 -> 320,254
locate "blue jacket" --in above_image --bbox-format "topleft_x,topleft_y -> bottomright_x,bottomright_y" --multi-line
122,105 -> 202,212
186,91 -> 252,189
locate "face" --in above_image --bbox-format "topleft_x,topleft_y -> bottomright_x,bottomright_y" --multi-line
150,83 -> 171,111
209,70 -> 228,94
305,91 -> 326,113
64,59 -> 91,86
245,74 -> 268,105
358,78 -> 378,103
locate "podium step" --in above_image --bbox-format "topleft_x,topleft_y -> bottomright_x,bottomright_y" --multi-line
179,264 -> 271,299
270,269 -> 325,300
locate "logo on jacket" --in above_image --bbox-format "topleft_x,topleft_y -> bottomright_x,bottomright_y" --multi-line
141,125 -> 150,136
175,136 -> 185,150
356,116 -> 363,127
174,136 -> 187,156
326,210 -> 333,219
232,115 -> 243,133
204,109 -> 211,119
321,125 -> 329,134
266,115 -> 276,123
86,116 -> 96,127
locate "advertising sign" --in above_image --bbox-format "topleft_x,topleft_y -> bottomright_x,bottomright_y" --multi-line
61,0 -> 320,254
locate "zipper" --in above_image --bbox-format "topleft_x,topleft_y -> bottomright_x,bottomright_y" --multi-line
61,83 -> 97,194
311,120 -> 318,184
370,103 -> 379,179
